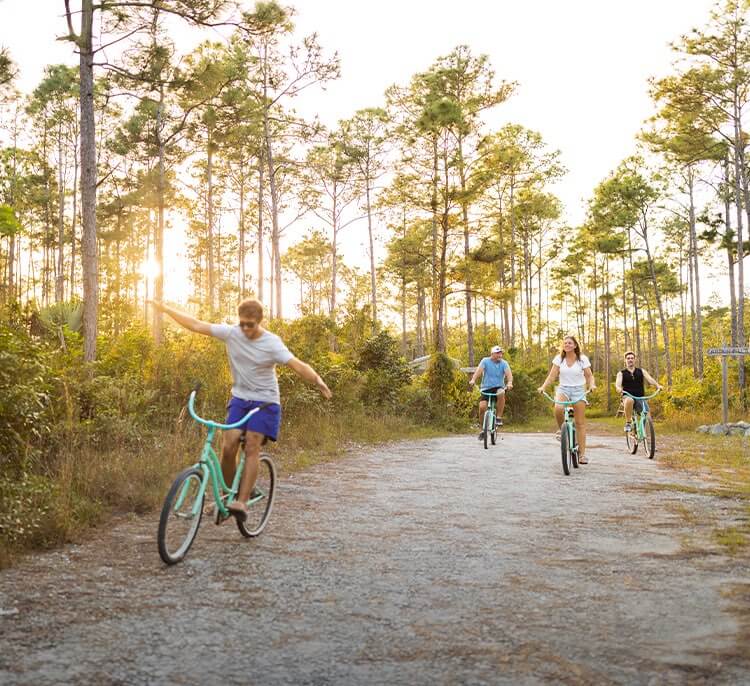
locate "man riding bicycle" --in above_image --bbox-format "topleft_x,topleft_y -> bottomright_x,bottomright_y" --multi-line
469,345 -> 513,441
149,297 -> 331,522
615,351 -> 662,433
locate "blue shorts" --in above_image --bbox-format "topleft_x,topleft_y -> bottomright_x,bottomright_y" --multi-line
225,397 -> 281,441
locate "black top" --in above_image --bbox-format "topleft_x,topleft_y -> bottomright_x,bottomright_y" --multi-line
621,367 -> 644,397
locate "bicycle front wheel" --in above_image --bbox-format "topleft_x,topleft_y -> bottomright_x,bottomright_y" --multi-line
644,416 -> 656,459
561,424 -> 572,475
238,454 -> 278,538
158,467 -> 205,565
626,425 -> 638,454
483,412 -> 490,450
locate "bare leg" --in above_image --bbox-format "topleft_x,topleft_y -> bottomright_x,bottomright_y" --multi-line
221,429 -> 242,487
496,391 -> 506,419
623,397 -> 634,423
573,401 -> 587,459
228,431 -> 264,519
479,400 -> 488,429
554,392 -> 567,429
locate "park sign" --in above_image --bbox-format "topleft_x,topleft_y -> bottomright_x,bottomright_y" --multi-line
706,345 -> 749,424
707,346 -> 750,356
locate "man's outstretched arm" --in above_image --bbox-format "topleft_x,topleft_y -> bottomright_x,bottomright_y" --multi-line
286,357 -> 332,399
148,300 -> 213,336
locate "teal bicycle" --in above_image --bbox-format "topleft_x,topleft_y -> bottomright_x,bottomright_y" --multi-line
622,390 -> 659,459
542,391 -> 587,475
480,389 -> 502,449
157,388 -> 278,565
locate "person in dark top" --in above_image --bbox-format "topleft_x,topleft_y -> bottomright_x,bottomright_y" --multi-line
615,351 -> 662,433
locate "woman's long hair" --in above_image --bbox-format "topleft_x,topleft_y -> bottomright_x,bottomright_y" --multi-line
559,335 -> 581,361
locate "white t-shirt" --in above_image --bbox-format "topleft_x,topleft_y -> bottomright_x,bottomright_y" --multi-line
552,354 -> 591,387
210,325 -> 294,403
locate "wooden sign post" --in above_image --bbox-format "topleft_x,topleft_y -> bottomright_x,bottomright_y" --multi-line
706,346 -> 750,424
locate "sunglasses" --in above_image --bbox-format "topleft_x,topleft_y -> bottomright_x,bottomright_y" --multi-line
239,320 -> 258,330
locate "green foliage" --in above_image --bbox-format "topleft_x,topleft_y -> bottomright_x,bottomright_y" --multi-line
413,352 -> 473,431
503,366 -> 546,422
0,323 -> 52,470
0,204 -> 20,236
357,330 -> 412,409
37,301 -> 83,336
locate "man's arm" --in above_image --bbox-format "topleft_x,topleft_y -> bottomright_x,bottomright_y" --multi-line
504,364 -> 513,389
642,369 -> 663,389
469,361 -> 484,386
286,357 -> 332,399
615,371 -> 623,394
148,300 -> 213,336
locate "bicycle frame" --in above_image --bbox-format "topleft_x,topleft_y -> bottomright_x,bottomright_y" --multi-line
542,391 -> 588,453
622,390 -> 659,441
180,390 -> 269,518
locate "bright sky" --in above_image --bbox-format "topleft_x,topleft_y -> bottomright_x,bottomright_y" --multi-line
0,0 -> 728,307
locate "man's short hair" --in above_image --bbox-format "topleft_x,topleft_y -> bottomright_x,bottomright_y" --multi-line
238,298 -> 264,321
624,350 -> 636,359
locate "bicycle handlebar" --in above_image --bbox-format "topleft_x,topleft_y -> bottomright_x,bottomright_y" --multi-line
187,389 -> 273,430
622,390 -> 660,401
540,390 -> 588,406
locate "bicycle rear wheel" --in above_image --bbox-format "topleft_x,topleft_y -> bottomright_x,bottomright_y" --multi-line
238,454 -> 277,538
644,416 -> 656,459
490,417 -> 497,445
561,424 -> 572,475
158,467 -> 204,565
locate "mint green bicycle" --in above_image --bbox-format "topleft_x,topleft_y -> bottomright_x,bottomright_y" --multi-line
622,390 -> 659,459
542,391 -> 587,475
157,388 -> 278,565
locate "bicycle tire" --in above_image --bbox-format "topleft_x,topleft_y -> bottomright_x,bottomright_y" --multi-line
626,424 -> 638,454
490,421 -> 497,446
158,467 -> 204,565
644,416 -> 656,459
483,412 -> 489,450
561,424 -> 572,475
238,454 -> 277,538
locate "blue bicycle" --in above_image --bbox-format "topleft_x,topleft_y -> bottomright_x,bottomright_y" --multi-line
157,388 -> 278,565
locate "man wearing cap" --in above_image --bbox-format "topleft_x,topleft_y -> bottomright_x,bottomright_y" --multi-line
469,345 -> 513,440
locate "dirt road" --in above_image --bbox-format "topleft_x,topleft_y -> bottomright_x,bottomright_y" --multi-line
1,433 -> 749,685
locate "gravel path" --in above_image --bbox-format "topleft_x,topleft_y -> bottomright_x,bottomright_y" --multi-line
1,433 -> 749,685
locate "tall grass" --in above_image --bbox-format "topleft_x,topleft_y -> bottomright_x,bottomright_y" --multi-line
0,407 -> 444,568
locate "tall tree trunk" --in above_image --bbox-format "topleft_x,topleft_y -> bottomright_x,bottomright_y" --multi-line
733,107 -> 746,395
365,174 -> 377,329
430,136 -> 439,346
153,91 -> 166,344
55,128 -> 65,303
238,162 -> 246,298
78,0 -> 98,361
725,156 -> 738,346
687,168 -> 703,377
257,149 -> 264,302
641,216 -> 672,385
457,136 -> 474,365
206,133 -> 216,313
436,148 -> 449,353
262,42 -> 282,319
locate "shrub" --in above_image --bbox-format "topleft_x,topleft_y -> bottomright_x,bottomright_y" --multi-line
0,323 -> 52,471
357,330 -> 411,409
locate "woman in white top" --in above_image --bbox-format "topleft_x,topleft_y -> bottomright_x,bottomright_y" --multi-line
537,335 -> 596,463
